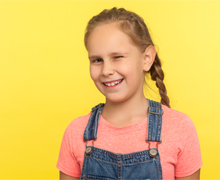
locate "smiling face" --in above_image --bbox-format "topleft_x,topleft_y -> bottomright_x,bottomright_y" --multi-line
87,23 -> 146,103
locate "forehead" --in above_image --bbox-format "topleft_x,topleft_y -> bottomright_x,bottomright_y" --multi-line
87,23 -> 136,56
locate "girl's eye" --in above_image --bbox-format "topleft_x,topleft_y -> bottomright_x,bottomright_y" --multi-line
93,58 -> 103,63
115,56 -> 123,59
92,56 -> 123,63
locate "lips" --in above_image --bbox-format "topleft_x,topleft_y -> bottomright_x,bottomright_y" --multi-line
103,78 -> 124,87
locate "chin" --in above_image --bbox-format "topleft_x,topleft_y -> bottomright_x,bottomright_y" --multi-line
104,94 -> 128,103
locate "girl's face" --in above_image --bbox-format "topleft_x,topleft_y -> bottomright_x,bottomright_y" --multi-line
87,23 -> 147,103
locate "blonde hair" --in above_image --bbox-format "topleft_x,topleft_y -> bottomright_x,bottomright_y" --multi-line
84,7 -> 170,108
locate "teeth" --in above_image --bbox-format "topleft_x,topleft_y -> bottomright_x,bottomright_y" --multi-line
104,79 -> 122,87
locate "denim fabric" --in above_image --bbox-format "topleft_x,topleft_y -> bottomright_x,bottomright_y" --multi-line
147,99 -> 163,142
83,103 -> 104,141
81,99 -> 163,180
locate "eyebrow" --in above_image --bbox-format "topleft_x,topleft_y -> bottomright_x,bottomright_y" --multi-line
88,52 -> 129,59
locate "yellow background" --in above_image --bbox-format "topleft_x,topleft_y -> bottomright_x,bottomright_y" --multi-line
0,0 -> 219,179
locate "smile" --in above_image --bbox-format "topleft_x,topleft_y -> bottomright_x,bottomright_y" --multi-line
103,79 -> 124,87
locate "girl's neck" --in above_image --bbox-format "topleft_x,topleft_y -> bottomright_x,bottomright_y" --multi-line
101,93 -> 148,127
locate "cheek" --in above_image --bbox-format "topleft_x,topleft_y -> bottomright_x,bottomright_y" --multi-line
122,63 -> 144,84
120,63 -> 137,78
90,66 -> 100,81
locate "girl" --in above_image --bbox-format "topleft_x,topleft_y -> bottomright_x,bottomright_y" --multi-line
57,7 -> 202,180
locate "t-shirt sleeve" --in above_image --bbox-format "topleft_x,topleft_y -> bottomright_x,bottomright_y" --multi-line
56,124 -> 81,177
175,115 -> 203,177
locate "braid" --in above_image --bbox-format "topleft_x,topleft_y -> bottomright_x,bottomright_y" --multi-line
150,54 -> 170,108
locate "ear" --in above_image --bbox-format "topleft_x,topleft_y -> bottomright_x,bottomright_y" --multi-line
142,45 -> 157,72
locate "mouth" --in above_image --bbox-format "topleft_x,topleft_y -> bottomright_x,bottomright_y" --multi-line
103,78 -> 124,87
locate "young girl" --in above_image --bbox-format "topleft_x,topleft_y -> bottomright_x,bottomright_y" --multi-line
57,7 -> 202,180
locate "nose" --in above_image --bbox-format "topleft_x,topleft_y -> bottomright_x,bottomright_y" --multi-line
101,61 -> 114,76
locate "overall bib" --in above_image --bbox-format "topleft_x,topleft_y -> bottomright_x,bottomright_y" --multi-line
80,99 -> 163,180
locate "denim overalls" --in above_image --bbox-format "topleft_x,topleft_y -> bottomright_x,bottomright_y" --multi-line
80,99 -> 163,180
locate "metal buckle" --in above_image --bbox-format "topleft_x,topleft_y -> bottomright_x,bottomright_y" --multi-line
85,140 -> 95,147
85,140 -> 95,155
148,107 -> 163,115
146,140 -> 162,157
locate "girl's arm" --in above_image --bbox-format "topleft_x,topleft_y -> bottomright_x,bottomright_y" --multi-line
60,171 -> 80,180
176,169 -> 200,180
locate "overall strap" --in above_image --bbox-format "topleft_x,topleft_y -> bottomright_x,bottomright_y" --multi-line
83,99 -> 163,142
83,103 -> 104,141
146,99 -> 163,142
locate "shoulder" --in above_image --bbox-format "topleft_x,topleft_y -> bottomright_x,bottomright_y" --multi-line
161,105 -> 197,141
162,104 -> 190,120
162,104 -> 194,128
64,112 -> 92,138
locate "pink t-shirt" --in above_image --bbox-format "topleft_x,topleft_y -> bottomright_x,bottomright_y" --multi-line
56,104 -> 202,179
